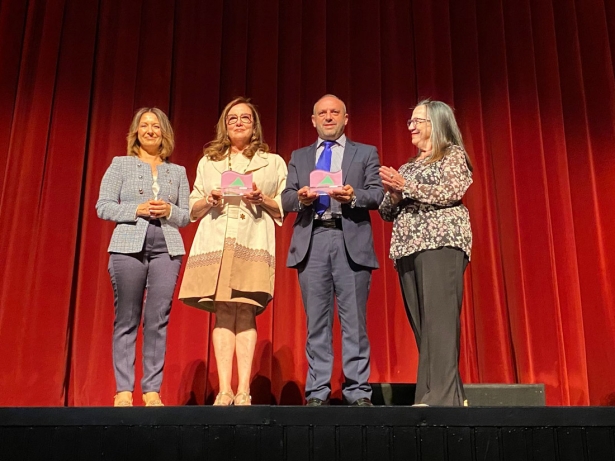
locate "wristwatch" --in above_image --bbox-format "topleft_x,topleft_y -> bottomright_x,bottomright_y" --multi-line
349,195 -> 357,208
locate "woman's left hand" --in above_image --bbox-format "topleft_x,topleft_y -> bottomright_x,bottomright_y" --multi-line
148,199 -> 171,218
379,166 -> 406,194
243,183 -> 265,206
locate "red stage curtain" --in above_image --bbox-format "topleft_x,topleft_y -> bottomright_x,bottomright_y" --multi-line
1,0 -> 614,406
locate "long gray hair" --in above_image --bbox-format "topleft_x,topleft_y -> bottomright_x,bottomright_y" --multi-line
415,99 -> 473,171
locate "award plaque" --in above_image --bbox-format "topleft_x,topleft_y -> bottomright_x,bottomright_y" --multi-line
310,169 -> 343,195
221,171 -> 253,196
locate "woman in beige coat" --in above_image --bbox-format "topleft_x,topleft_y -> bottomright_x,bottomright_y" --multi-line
179,97 -> 287,405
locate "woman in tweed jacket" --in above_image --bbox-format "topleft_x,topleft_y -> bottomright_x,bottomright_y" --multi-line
379,100 -> 473,407
96,108 -> 190,407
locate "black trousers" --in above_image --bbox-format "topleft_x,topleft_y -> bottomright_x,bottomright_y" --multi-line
397,247 -> 469,406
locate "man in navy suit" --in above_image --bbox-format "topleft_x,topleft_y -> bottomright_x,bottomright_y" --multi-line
282,94 -> 384,406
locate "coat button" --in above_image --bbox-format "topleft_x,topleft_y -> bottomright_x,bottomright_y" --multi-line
139,189 -> 143,194
139,175 -> 143,179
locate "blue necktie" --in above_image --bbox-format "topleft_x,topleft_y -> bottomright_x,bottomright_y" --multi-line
315,141 -> 334,216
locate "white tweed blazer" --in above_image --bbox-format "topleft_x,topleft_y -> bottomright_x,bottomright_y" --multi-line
96,156 -> 190,256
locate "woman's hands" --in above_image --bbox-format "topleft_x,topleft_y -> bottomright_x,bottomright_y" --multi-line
148,200 -> 171,218
189,190 -> 222,221
192,183 -> 281,220
208,189 -> 224,207
136,200 -> 171,218
244,183 -> 282,218
379,166 -> 405,205
243,183 -> 264,205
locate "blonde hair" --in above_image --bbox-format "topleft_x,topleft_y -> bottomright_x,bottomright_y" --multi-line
126,107 -> 175,160
414,99 -> 473,171
203,97 -> 269,161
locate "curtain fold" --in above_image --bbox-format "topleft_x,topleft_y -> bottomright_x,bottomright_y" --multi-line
1,0 -> 614,406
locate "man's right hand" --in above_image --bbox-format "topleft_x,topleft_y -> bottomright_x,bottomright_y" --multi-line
298,186 -> 318,206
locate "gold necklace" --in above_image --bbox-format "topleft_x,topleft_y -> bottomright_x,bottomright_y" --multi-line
228,150 -> 245,172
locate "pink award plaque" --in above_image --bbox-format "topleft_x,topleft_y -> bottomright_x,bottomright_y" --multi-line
221,171 -> 253,196
310,169 -> 343,195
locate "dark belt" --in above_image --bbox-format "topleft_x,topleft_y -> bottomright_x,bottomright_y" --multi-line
148,218 -> 162,227
313,218 -> 342,229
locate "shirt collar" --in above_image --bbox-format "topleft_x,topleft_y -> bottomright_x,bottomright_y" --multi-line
318,134 -> 346,149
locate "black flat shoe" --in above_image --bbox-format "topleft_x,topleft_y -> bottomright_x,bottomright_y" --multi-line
306,398 -> 329,407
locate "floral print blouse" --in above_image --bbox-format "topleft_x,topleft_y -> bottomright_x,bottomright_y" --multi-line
379,145 -> 473,262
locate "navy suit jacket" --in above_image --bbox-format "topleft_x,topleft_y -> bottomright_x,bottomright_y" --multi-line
282,138 -> 384,269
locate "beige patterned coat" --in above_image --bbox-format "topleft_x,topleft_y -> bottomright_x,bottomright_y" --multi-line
179,151 -> 287,306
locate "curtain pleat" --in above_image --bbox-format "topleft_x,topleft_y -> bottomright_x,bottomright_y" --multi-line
1,0 -> 614,406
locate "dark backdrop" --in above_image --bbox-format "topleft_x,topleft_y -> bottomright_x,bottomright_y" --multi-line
1,0 -> 614,406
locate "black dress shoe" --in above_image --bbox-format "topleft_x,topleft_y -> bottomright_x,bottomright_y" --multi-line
306,398 -> 329,407
351,398 -> 373,407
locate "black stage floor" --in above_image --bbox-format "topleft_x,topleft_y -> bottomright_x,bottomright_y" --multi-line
1,406 -> 614,460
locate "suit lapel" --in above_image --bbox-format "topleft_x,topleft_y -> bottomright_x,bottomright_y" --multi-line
341,139 -> 357,183
303,142 -> 318,186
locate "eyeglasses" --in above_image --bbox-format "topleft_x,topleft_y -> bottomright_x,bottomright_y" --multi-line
226,114 -> 253,125
407,118 -> 431,128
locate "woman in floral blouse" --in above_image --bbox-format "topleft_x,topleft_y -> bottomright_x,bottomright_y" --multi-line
378,99 -> 473,406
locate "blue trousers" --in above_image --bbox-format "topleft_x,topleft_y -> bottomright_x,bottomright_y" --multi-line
108,221 -> 182,393
297,226 -> 372,403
